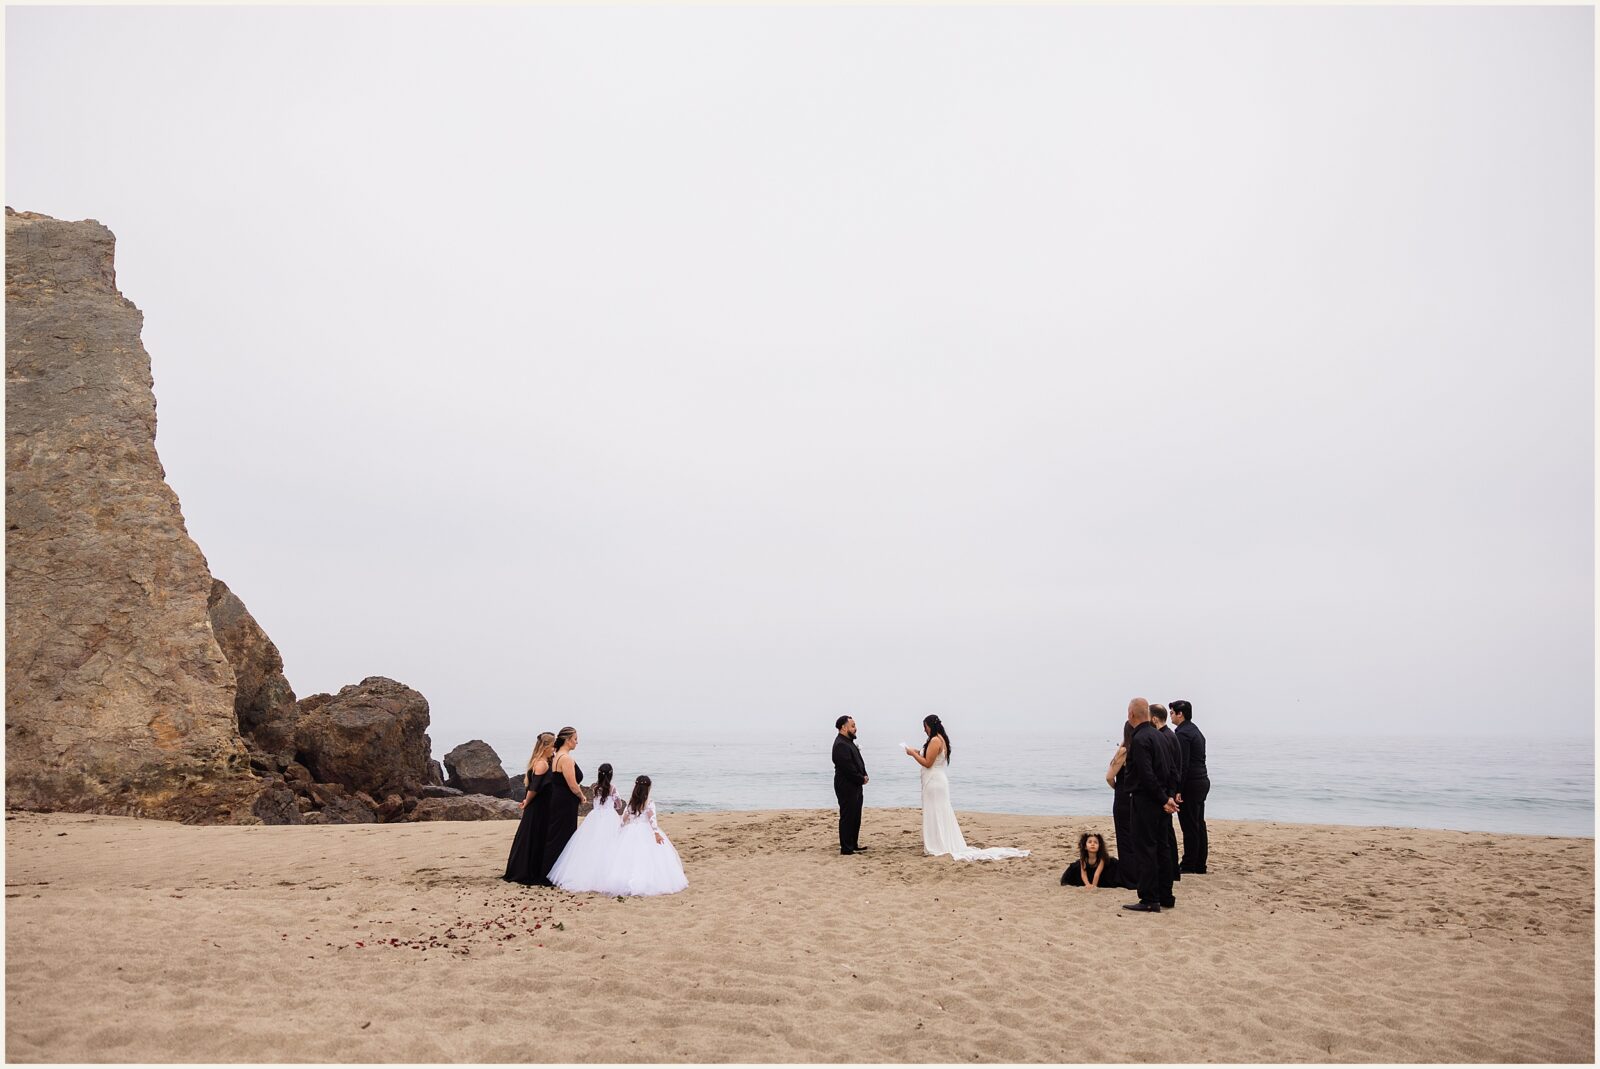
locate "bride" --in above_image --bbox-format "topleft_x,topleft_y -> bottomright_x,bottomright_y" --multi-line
904,715 -> 1029,861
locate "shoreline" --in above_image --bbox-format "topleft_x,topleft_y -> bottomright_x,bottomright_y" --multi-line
7,808 -> 1594,1062
652,804 -> 1598,840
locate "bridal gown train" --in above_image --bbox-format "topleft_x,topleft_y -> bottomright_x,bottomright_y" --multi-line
920,751 -> 1030,861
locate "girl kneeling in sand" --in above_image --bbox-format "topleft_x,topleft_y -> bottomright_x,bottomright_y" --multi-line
593,775 -> 687,897
1061,831 -> 1119,888
548,763 -> 624,892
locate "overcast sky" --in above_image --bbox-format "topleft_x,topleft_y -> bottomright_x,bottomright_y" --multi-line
6,5 -> 1593,749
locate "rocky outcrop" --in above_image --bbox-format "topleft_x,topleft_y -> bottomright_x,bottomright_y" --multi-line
206,578 -> 298,759
294,677 -> 433,800
4,209 -> 491,826
408,794 -> 520,822
443,740 -> 514,798
4,209 -> 261,821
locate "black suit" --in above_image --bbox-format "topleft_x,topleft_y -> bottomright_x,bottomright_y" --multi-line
832,734 -> 867,852
1175,719 -> 1210,872
1156,724 -> 1183,882
1127,721 -> 1176,906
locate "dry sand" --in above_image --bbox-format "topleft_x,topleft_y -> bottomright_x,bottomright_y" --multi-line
5,807 -> 1593,1063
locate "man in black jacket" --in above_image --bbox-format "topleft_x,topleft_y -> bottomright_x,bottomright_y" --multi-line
1171,699 -> 1209,874
1122,697 -> 1178,913
1151,704 -> 1183,884
832,716 -> 869,855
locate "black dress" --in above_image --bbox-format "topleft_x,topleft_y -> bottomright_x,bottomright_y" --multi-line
1061,855 -> 1120,887
503,766 -> 555,885
537,758 -> 584,887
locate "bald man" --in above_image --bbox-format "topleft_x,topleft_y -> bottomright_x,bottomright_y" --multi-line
1122,697 -> 1178,913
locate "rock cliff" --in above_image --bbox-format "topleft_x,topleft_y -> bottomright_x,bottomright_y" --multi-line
5,209 -> 442,825
5,208 -> 261,821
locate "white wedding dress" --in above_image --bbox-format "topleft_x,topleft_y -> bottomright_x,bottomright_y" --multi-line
920,751 -> 1030,861
592,798 -> 688,897
548,788 -> 625,893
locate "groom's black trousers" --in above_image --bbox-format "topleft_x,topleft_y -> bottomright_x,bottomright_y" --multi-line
1131,794 -> 1175,905
834,777 -> 863,852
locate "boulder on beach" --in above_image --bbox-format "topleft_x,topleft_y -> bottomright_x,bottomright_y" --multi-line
294,677 -> 434,801
443,740 -> 515,798
407,794 -> 520,821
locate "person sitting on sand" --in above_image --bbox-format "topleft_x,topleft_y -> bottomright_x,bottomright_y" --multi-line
1061,831 -> 1119,887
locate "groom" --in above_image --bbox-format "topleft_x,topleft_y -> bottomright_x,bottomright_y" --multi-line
832,716 -> 869,855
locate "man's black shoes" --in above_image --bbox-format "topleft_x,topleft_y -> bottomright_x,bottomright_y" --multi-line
1122,902 -> 1162,913
1161,898 -> 1176,909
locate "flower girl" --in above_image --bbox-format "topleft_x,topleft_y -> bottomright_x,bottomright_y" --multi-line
596,775 -> 687,897
547,763 -> 624,892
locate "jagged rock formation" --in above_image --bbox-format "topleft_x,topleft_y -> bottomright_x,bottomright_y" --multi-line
206,578 -> 298,760
4,209 -> 259,822
443,739 -> 515,798
5,209 -> 457,826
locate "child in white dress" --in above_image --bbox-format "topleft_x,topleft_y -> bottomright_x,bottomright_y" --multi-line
548,763 -> 624,892
596,775 -> 687,897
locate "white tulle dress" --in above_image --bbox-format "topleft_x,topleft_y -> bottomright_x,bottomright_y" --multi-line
921,751 -> 1030,861
548,788 -> 625,892
594,797 -> 687,897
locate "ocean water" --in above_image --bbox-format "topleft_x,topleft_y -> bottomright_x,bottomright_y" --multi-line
466,729 -> 1595,838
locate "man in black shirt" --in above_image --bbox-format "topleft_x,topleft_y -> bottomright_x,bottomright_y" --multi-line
1122,697 -> 1178,912
831,716 -> 869,855
1151,704 -> 1183,884
1171,699 -> 1209,874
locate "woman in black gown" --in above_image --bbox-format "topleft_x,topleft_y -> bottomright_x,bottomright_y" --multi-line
538,726 -> 587,887
503,731 -> 555,885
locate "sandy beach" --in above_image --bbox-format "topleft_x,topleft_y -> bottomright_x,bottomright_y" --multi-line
5,807 -> 1593,1063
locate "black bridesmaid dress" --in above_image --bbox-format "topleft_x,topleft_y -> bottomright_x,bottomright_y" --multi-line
1061,855 -> 1120,887
537,759 -> 583,887
503,766 -> 555,885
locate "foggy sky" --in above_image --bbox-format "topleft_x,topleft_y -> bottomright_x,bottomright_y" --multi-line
6,5 -> 1593,750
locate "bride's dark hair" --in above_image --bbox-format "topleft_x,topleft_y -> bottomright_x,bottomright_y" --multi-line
921,715 -> 951,763
592,763 -> 614,802
627,774 -> 652,816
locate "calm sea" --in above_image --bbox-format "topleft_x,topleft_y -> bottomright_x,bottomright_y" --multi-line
465,729 -> 1595,838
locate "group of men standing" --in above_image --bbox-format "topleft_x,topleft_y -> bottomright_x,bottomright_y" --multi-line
1112,697 -> 1210,913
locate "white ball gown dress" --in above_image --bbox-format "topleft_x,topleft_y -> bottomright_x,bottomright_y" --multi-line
920,750 -> 1030,861
596,797 -> 688,897
548,788 -> 624,892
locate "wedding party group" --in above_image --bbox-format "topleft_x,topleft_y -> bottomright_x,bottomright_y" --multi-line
832,699 -> 1211,914
499,701 -> 1208,907
501,726 -> 688,897
1064,697 -> 1211,913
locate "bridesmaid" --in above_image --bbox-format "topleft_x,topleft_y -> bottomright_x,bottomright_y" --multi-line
538,726 -> 586,887
503,731 -> 556,885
